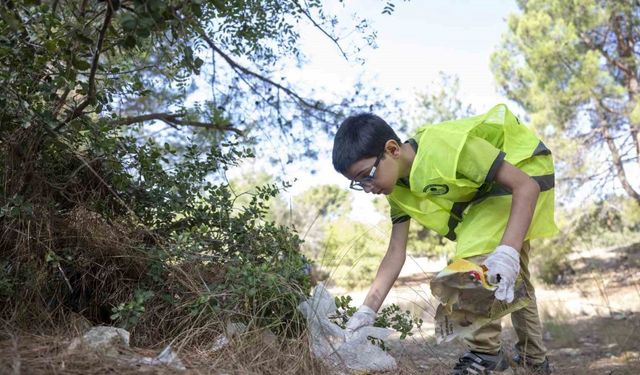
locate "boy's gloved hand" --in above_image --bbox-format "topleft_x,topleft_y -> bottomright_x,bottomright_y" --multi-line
483,245 -> 520,303
345,304 -> 376,333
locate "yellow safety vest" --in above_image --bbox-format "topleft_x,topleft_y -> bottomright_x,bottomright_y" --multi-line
387,104 -> 558,259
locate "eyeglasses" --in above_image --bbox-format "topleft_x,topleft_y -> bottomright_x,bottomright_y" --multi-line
349,152 -> 383,191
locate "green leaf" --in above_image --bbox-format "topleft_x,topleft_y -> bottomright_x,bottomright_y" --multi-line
120,14 -> 137,32
136,28 -> 151,38
44,40 -> 57,52
77,33 -> 94,45
122,35 -> 137,48
72,58 -> 91,71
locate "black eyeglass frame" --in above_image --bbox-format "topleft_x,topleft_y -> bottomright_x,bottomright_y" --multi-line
349,152 -> 384,191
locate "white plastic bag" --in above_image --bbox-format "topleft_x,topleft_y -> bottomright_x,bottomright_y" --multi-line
297,284 -> 397,373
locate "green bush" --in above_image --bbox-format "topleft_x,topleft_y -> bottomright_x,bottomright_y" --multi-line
0,127 -> 311,344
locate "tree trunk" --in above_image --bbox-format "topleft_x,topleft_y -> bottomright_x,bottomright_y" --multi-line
601,118 -> 640,205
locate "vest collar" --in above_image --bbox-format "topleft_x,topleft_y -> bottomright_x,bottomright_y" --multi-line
396,139 -> 417,188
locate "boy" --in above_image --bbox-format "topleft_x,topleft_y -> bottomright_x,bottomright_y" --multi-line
331,104 -> 557,374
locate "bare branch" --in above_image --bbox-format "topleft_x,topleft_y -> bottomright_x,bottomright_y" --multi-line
110,112 -> 244,136
197,32 -> 340,117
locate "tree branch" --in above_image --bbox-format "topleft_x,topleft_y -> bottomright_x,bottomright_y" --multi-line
110,112 -> 244,136
54,1 -> 114,131
596,105 -> 640,203
52,88 -> 71,118
197,31 -> 339,117
580,32 -> 632,77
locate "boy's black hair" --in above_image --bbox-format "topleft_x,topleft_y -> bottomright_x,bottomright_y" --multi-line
332,113 -> 401,174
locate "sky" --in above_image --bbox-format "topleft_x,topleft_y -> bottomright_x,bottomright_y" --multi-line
278,0 -> 522,222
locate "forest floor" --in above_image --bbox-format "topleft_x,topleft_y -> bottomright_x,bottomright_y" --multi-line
1,243 -> 639,374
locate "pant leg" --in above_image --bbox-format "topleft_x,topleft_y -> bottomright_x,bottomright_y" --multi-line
510,241 -> 547,363
462,319 -> 503,355
461,254 -> 503,355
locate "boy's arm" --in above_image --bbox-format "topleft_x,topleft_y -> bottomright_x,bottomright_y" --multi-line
483,160 -> 540,302
363,219 -> 410,311
345,220 -> 409,333
494,160 -> 540,251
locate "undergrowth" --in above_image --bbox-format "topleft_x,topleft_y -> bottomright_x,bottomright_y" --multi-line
0,124 -> 311,347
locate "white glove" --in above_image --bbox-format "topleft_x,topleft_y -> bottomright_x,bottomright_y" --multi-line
345,305 -> 376,333
483,245 -> 520,303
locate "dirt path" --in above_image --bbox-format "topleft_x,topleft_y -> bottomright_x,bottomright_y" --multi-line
378,243 -> 640,374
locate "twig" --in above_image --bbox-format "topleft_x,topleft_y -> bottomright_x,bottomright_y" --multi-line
110,112 -> 244,135
294,1 -> 349,61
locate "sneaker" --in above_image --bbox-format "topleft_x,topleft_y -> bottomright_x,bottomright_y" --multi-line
451,349 -> 512,374
513,353 -> 551,374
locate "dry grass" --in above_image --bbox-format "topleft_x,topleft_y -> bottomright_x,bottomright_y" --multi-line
0,329 -> 344,375
0,332 -> 435,375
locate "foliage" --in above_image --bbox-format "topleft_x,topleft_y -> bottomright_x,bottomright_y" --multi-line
1,130 -> 312,344
492,0 -> 640,203
295,185 -> 351,219
189,257 -> 310,337
0,0 -> 405,345
0,0 -> 395,168
110,289 -> 154,330
271,184 -> 352,261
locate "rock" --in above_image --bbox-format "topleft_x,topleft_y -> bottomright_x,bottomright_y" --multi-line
68,326 -> 130,355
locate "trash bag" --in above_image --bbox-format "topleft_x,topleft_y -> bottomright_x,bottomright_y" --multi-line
132,345 -> 186,370
68,326 -> 186,370
297,283 -> 397,373
430,258 -> 530,344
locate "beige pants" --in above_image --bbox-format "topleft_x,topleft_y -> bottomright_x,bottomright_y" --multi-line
460,242 -> 547,364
